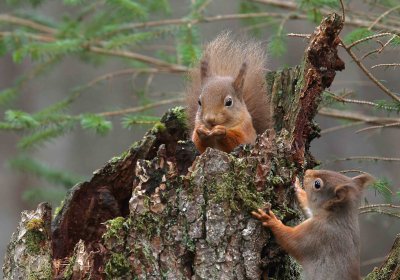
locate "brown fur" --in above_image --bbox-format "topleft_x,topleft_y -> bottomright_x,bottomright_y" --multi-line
253,169 -> 374,280
186,32 -> 272,153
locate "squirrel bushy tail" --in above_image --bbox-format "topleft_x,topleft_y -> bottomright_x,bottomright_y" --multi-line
186,32 -> 272,135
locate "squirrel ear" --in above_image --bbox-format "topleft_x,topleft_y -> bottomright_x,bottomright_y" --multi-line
334,185 -> 350,203
323,184 -> 350,210
200,58 -> 209,83
352,173 -> 374,190
233,62 -> 247,94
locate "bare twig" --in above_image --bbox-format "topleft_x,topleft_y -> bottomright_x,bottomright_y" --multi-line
336,156 -> 400,162
356,122 -> 400,133
251,0 -> 400,33
371,63 -> 400,69
319,108 -> 400,125
340,38 -> 400,102
339,169 -> 370,174
359,204 -> 400,218
325,91 -> 379,107
368,4 -> 400,30
320,121 -> 364,134
86,68 -> 180,89
360,204 -> 400,211
98,97 -> 185,117
117,12 -> 306,32
339,0 -> 345,23
347,33 -> 393,49
88,47 -> 187,73
287,33 -> 311,39
361,35 -> 398,60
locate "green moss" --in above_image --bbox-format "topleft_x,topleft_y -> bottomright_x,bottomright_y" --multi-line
25,218 -> 46,255
364,245 -> 399,280
109,156 -> 120,164
211,158 -> 266,212
151,121 -> 166,133
131,211 -> 161,238
27,255 -> 52,280
171,106 -> 187,128
103,216 -> 129,246
26,218 -> 44,231
104,253 -> 131,279
53,199 -> 65,218
28,267 -> 52,280
63,255 -> 76,280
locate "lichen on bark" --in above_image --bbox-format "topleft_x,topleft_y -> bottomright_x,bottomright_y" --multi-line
3,203 -> 52,280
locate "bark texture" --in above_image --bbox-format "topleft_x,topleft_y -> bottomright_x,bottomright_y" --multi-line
2,14 -> 355,280
365,234 -> 400,280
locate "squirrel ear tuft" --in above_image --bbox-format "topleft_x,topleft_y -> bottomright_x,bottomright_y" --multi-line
233,62 -> 247,94
200,57 -> 209,83
352,173 -> 374,190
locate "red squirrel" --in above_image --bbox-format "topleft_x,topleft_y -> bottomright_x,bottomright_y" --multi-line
186,33 -> 272,153
252,169 -> 374,280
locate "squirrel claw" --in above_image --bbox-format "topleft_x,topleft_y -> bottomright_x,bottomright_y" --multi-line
252,208 -> 279,227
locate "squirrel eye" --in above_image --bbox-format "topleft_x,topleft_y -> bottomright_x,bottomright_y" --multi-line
314,179 -> 322,190
225,97 -> 233,107
198,99 -> 202,106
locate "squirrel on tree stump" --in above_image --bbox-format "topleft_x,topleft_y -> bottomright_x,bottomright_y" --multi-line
253,169 -> 374,280
186,33 -> 272,153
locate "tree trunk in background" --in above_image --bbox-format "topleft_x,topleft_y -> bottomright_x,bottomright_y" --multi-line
9,14 -> 397,280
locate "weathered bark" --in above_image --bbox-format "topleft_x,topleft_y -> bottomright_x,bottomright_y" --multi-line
2,14 -> 356,280
365,234 -> 400,280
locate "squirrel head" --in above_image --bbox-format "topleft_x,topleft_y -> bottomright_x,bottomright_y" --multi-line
196,59 -> 251,129
302,170 -> 374,214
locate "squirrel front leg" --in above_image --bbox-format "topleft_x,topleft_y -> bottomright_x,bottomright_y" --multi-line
192,124 -> 212,153
252,208 -> 309,261
294,177 -> 313,218
219,123 -> 256,153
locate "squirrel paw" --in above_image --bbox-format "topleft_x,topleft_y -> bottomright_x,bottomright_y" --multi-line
209,125 -> 227,138
294,177 -> 307,207
195,125 -> 211,140
252,208 -> 280,228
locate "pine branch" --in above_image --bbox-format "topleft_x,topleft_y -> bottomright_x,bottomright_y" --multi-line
0,14 -> 56,34
98,97 -> 184,117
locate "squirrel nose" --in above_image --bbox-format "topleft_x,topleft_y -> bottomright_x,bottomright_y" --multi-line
204,115 -> 216,127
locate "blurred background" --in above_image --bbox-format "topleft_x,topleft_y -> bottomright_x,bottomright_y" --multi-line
1,0 -> 399,277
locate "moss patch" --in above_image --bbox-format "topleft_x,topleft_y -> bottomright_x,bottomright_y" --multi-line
151,122 -> 166,134
105,253 -> 131,279
211,157 -> 266,212
63,255 -> 76,280
26,218 -> 44,231
130,211 -> 161,239
171,106 -> 187,129
25,219 -> 46,255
